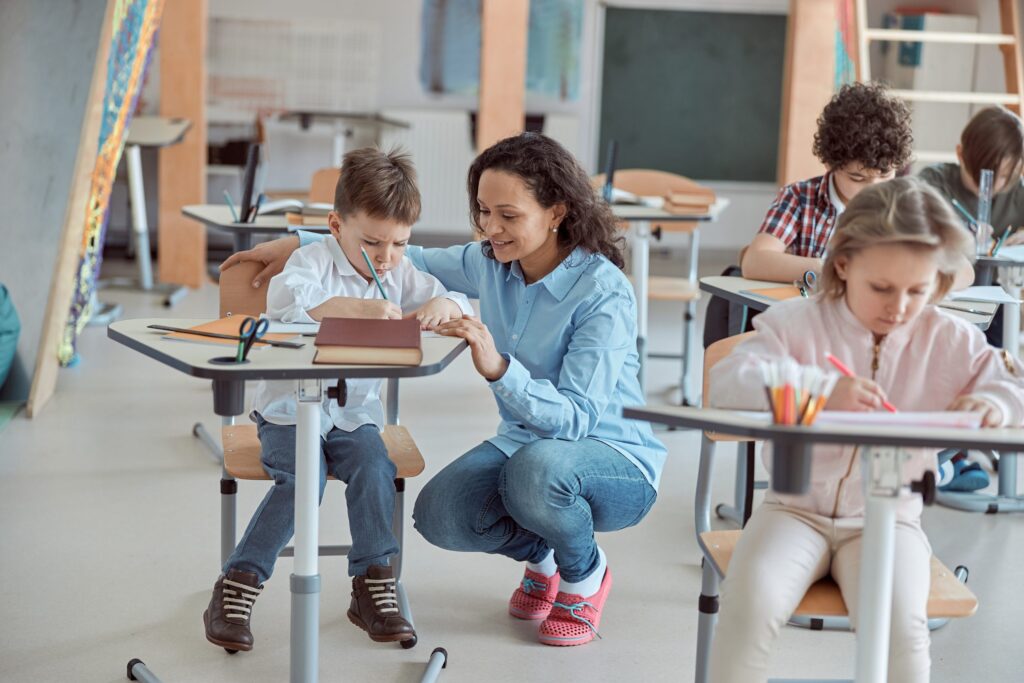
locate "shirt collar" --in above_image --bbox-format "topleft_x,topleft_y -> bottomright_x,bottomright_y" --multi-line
504,247 -> 592,301
816,172 -> 835,213
828,173 -> 846,214
828,293 -> 915,348
325,237 -> 394,285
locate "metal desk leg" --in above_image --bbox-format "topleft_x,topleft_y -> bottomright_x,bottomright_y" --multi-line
854,447 -> 903,683
631,221 -> 651,393
127,658 -> 163,682
233,232 -> 253,253
419,647 -> 448,683
1003,286 -> 1021,357
681,228 -> 701,405
292,380 -> 322,683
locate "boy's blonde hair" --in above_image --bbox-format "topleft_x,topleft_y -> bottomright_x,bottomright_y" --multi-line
821,178 -> 974,302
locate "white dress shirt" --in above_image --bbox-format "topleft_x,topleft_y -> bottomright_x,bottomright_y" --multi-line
251,237 -> 472,435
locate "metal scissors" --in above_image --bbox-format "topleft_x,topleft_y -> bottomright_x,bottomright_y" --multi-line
236,316 -> 269,362
795,270 -> 818,298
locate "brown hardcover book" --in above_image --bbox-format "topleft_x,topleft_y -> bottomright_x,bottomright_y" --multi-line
664,190 -> 715,206
313,317 -> 423,365
285,212 -> 330,226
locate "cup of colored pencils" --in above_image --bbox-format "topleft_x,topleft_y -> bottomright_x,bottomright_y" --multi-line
761,360 -> 839,426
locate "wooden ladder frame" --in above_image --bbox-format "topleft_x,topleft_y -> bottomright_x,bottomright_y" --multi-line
853,0 -> 1024,114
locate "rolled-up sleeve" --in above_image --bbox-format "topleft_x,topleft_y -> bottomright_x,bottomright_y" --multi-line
489,289 -> 633,440
265,246 -> 333,323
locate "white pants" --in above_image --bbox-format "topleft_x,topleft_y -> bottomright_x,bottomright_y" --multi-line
709,502 -> 932,683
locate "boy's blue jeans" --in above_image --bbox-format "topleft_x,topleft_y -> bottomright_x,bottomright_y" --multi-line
224,415 -> 399,582
413,439 -> 657,584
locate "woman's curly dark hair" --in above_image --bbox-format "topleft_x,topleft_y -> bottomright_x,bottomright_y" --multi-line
812,82 -> 913,172
467,132 -> 625,269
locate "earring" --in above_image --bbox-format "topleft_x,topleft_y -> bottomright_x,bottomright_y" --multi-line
550,226 -> 558,232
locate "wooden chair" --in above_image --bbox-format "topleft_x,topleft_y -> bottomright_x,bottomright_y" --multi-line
214,261 -> 426,648
309,167 -> 340,204
692,334 -> 978,683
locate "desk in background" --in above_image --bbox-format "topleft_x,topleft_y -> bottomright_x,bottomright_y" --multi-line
612,200 -> 729,405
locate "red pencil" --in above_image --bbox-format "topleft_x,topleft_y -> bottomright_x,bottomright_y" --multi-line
825,353 -> 897,413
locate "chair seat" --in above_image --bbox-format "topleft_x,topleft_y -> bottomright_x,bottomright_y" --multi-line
626,275 -> 701,302
700,530 -> 978,619
222,423 -> 425,480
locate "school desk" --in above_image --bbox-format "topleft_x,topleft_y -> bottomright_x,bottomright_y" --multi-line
975,252 -> 1024,356
611,200 -> 730,405
699,275 -> 1000,331
102,117 -> 192,301
109,318 -> 466,683
181,205 -> 329,254
622,404 -> 1024,683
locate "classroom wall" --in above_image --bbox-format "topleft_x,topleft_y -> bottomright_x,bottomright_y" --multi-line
0,0 -> 108,402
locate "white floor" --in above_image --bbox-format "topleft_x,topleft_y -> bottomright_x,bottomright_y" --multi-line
1,255 -> 1023,682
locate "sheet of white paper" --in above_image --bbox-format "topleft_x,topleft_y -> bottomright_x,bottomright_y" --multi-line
259,316 -> 320,334
731,410 -> 983,429
996,244 -> 1024,261
948,286 -> 1020,304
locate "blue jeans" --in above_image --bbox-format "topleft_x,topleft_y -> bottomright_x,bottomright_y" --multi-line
413,439 -> 657,583
224,416 -> 399,581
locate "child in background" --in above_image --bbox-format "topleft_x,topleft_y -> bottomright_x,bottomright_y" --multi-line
708,178 -> 1023,683
706,82 -> 914,347
203,147 -> 471,653
740,82 -> 914,283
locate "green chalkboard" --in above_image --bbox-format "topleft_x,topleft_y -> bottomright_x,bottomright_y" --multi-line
599,7 -> 786,182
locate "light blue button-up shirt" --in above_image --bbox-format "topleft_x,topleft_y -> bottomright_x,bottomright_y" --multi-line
298,233 -> 666,489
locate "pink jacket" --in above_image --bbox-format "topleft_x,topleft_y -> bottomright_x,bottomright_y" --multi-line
709,295 -> 1024,522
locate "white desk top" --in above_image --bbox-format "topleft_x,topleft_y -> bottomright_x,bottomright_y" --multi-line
108,318 -> 467,381
127,116 -> 191,147
181,205 -> 331,234
611,198 -> 730,222
699,275 -> 998,329
624,405 -> 1024,452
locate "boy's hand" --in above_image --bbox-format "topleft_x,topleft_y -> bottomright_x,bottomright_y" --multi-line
1005,228 -> 1024,246
825,376 -> 890,412
412,297 -> 463,330
308,297 -> 401,321
948,394 -> 1003,427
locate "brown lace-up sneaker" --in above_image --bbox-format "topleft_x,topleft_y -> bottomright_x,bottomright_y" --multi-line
347,565 -> 416,644
203,569 -> 264,653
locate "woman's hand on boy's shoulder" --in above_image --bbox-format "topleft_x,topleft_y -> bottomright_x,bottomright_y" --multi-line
220,235 -> 302,288
948,394 -> 1003,428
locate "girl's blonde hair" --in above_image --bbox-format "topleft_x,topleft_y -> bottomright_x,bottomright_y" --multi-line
821,177 -> 974,302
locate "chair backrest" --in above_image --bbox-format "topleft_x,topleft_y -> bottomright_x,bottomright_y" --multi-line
309,167 -> 341,204
702,331 -> 756,407
591,168 -> 716,200
219,261 -> 270,319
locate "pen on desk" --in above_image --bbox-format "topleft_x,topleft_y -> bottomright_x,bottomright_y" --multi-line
950,198 -> 978,232
223,190 -> 240,222
249,192 -> 265,223
360,247 -> 388,300
825,352 -> 898,413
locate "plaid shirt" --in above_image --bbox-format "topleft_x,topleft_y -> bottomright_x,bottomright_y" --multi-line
758,173 -> 839,258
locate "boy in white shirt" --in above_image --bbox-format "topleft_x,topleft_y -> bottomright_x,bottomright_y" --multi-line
204,147 -> 471,652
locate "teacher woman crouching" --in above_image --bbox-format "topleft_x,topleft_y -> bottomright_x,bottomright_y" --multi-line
222,133 -> 666,646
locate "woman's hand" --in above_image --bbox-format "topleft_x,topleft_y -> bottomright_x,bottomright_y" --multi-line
220,235 -> 301,288
948,394 -> 1003,428
825,376 -> 890,412
436,316 -> 508,381
307,297 -> 402,321
411,297 -> 463,330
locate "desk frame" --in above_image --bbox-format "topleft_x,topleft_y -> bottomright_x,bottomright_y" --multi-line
623,405 -> 1023,683
110,319 -> 466,683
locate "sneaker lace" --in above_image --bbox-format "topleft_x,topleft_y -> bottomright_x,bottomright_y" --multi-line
222,578 -> 262,623
365,576 -> 399,614
551,599 -> 603,639
521,577 -> 548,595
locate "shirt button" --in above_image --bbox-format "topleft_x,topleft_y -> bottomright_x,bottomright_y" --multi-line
512,334 -> 519,340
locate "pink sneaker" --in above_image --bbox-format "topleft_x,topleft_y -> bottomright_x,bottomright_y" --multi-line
509,568 -> 560,620
538,568 -> 612,646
